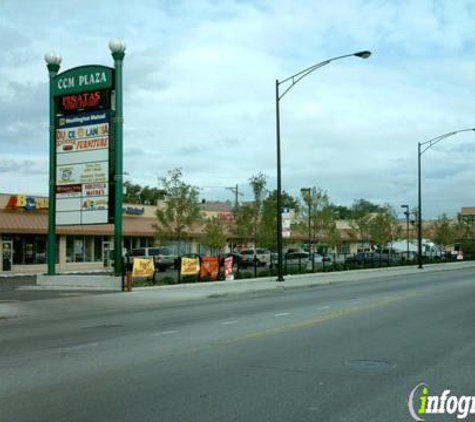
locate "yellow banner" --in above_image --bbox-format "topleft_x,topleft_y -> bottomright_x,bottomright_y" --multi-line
181,257 -> 200,275
132,258 -> 155,278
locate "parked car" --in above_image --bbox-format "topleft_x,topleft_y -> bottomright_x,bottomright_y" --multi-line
308,252 -> 332,268
345,252 -> 399,265
240,248 -> 271,267
285,251 -> 309,270
129,247 -> 176,271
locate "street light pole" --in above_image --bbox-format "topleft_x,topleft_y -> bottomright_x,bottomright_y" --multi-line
401,204 -> 409,259
417,128 -> 475,269
109,39 -> 126,277
275,50 -> 371,282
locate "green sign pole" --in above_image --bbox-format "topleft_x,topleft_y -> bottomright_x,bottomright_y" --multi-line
110,40 -> 126,277
45,53 -> 61,275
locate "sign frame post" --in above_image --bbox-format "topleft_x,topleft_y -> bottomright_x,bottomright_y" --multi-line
46,53 -> 61,275
110,40 -> 126,277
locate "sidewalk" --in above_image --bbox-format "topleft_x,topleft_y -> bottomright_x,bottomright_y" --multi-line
2,261 -> 473,321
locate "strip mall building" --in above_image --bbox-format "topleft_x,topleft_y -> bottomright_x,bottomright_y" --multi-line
0,193 -> 203,274
2,192 -> 473,275
0,193 -> 265,275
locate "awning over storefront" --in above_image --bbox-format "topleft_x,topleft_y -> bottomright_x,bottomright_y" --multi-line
0,211 -> 159,237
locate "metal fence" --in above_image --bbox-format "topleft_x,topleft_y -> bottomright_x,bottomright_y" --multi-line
137,250 -> 473,285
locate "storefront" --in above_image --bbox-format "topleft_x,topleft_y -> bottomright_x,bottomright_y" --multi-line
0,193 -> 157,274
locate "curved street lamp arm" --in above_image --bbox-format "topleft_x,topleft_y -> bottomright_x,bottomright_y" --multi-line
419,128 -> 475,156
278,59 -> 331,100
277,51 -> 370,101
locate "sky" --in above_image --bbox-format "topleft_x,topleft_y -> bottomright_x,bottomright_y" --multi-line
1,0 -> 475,219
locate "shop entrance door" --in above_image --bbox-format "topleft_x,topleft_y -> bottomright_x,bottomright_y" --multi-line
2,240 -> 13,272
102,241 -> 111,267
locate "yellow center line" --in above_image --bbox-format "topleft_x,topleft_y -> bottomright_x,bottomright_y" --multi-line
223,293 -> 421,345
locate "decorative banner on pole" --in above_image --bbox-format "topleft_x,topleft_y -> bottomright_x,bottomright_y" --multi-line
132,258 -> 155,279
282,207 -> 292,238
181,257 -> 200,275
200,256 -> 220,281
224,256 -> 234,280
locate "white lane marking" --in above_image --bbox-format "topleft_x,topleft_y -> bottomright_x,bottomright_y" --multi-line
222,320 -> 239,325
152,330 -> 178,336
64,342 -> 99,351
274,312 -> 292,317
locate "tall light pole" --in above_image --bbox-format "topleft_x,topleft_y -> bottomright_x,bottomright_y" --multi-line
401,204 -> 410,259
109,39 -> 126,277
45,51 -> 62,275
275,50 -> 371,281
417,128 -> 475,269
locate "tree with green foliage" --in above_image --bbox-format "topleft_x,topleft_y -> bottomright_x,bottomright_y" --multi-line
455,214 -> 475,257
326,222 -> 342,251
232,204 -> 255,241
330,204 -> 352,220
349,198 -> 380,250
201,217 -> 227,254
368,205 -> 399,249
154,168 -> 203,253
260,190 -> 299,249
249,172 -> 268,247
124,181 -> 166,204
432,214 -> 457,251
299,187 -> 336,249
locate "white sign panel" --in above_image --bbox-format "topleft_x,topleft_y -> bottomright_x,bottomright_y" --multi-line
282,207 -> 292,239
55,111 -> 110,225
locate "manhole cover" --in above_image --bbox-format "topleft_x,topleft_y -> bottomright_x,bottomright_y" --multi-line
345,359 -> 394,371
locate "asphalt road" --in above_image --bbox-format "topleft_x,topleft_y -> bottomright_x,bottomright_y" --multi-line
1,267 -> 474,421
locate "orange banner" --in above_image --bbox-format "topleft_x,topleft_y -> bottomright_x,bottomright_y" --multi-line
200,256 -> 220,281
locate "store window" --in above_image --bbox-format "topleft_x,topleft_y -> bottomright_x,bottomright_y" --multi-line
11,235 -> 48,265
66,235 -> 104,263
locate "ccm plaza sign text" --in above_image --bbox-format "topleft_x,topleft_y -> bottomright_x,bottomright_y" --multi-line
52,65 -> 113,95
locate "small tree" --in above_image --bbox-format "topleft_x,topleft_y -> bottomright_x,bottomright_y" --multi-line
432,214 -> 456,251
232,204 -> 255,241
349,199 -> 378,251
249,172 -> 268,247
124,181 -> 166,204
201,217 -> 227,254
260,190 -> 299,250
154,168 -> 203,254
368,206 -> 399,250
300,187 -> 336,251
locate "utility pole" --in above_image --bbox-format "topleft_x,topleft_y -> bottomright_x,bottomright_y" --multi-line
226,184 -> 243,211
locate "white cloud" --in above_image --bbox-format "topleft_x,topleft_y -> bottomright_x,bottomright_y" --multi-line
1,0 -> 474,217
